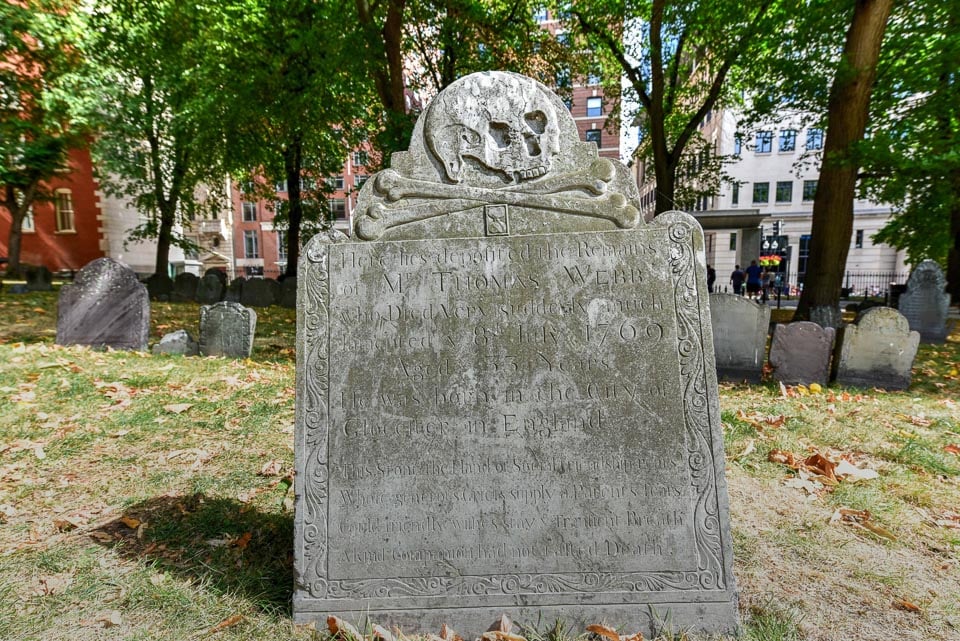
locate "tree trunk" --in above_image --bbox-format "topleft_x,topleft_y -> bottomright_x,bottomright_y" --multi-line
948,166 -> 960,302
154,205 -> 175,277
794,0 -> 893,327
4,183 -> 38,275
284,138 -> 303,279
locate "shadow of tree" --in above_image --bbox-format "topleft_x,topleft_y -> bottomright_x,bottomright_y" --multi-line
90,493 -> 294,614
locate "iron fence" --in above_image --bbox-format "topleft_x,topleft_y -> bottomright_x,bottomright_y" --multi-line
840,270 -> 910,298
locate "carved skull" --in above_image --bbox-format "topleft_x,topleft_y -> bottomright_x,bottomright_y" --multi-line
425,72 -> 560,184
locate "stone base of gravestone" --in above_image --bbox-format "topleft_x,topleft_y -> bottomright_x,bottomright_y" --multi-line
769,321 -> 835,385
898,259 -> 950,343
279,277 -> 297,308
199,301 -> 256,358
171,272 -> 199,302
224,277 -> 245,303
145,273 -> 174,301
152,329 -> 199,356
832,307 -> 919,390
196,272 -> 224,304
709,293 -> 771,382
240,278 -> 280,307
24,264 -> 53,291
57,258 -> 149,351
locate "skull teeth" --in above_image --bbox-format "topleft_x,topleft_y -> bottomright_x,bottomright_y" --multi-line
519,166 -> 547,180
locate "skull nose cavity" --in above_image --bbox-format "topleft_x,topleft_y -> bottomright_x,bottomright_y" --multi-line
488,121 -> 512,149
524,110 -> 547,134
525,136 -> 542,157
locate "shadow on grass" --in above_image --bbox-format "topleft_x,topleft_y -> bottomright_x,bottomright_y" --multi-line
90,493 -> 294,615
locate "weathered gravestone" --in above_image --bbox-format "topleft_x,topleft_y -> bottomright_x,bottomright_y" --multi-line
294,72 -> 737,636
171,272 -> 199,302
708,293 -> 770,383
199,301 -> 256,358
197,272 -> 225,304
279,277 -> 297,308
145,273 -> 173,301
152,329 -> 199,356
241,277 -> 280,307
224,277 -> 245,303
768,321 -> 835,385
898,260 -> 950,343
832,307 -> 919,390
24,264 -> 53,291
56,257 -> 149,351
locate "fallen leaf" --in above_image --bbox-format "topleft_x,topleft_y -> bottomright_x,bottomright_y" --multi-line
35,572 -> 73,596
586,624 -> 620,641
53,515 -> 85,532
893,598 -> 921,613
120,516 -> 141,529
943,444 -> 960,456
768,449 -> 798,467
99,611 -> 122,627
258,460 -> 283,477
372,624 -> 395,641
209,614 -> 244,633
830,506 -> 897,541
808,382 -> 823,394
233,531 -> 252,550
488,614 -> 513,633
163,403 -> 193,414
835,459 -> 879,482
481,633 -> 526,641
731,439 -> 755,461
327,615 -> 362,641
439,624 -> 462,641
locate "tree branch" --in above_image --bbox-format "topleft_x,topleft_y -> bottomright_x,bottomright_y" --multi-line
573,9 -> 652,112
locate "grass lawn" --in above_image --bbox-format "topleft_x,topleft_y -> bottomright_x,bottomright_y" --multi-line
1,288 -> 958,641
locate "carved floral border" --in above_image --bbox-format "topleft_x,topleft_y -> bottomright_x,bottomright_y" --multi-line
296,220 -> 727,601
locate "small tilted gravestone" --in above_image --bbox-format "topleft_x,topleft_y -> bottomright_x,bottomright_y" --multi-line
293,72 -> 737,636
56,257 -> 149,351
171,272 -> 199,302
199,301 -> 256,358
196,272 -> 224,304
898,260 -> 950,343
708,293 -> 771,383
152,329 -> 199,356
144,273 -> 173,301
240,277 -> 280,307
768,321 -> 835,385
832,306 -> 919,390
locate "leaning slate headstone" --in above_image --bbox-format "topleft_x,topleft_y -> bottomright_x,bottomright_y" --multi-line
768,321 -> 835,385
240,277 -> 280,307
56,257 -> 149,351
199,301 -> 256,358
294,71 -> 737,636
832,306 -> 919,390
24,264 -> 53,291
152,329 -> 199,356
279,277 -> 297,308
145,273 -> 173,301
708,293 -> 771,383
898,259 -> 950,343
171,272 -> 199,302
196,272 -> 224,304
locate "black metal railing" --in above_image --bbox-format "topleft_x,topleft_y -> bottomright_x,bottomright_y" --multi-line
840,270 -> 910,299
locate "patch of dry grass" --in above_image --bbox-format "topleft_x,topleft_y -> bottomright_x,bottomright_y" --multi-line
1,289 -> 958,640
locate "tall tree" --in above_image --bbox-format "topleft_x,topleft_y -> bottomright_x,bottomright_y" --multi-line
82,0 -> 227,277
794,0 -> 893,325
0,0 -> 88,274
561,0 -> 782,215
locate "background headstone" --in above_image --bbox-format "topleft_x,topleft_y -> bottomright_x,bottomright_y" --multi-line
24,264 -> 53,291
152,329 -> 199,356
709,293 -> 771,383
224,277 -> 245,303
56,257 -> 149,351
171,272 -> 199,302
240,277 -> 280,307
768,321 -> 835,385
294,71 -> 736,636
145,273 -> 173,301
279,277 -> 297,308
898,260 -> 950,343
832,306 -> 919,390
199,301 -> 256,358
196,272 -> 224,304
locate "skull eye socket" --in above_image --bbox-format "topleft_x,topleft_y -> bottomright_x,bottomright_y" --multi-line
524,111 -> 547,134
488,121 -> 512,149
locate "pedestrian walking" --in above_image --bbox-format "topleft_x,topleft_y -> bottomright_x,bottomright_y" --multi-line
730,265 -> 745,296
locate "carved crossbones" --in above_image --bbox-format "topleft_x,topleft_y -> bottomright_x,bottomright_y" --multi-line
355,159 -> 639,240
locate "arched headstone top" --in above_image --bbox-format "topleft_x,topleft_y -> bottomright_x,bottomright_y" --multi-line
353,71 -> 641,241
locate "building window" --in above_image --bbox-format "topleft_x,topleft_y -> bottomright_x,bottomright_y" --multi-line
55,189 -> 75,232
585,129 -> 601,145
731,183 -> 740,206
329,198 -> 346,219
775,181 -> 793,203
242,201 -> 257,222
555,67 -> 571,90
733,134 -> 743,156
855,230 -> 864,249
243,230 -> 259,258
277,230 -> 287,262
586,72 -> 601,86
752,182 -> 769,203
352,151 -> 368,167
755,131 -> 773,153
798,234 -> 812,281
354,175 -> 368,189
779,129 -> 796,152
21,207 -> 35,233
586,97 -> 602,117
806,128 -> 824,150
533,5 -> 548,22
729,232 -> 737,251
802,180 -> 818,202
301,176 -> 315,191
240,180 -> 255,195
275,180 -> 287,192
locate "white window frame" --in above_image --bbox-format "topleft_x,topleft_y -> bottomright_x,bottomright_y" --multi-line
55,189 -> 75,232
21,206 -> 35,233
244,230 -> 260,258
